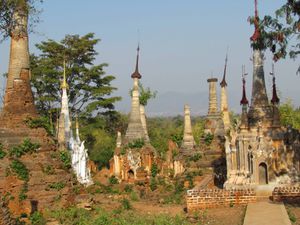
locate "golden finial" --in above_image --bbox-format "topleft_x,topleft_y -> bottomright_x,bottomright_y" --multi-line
61,59 -> 69,89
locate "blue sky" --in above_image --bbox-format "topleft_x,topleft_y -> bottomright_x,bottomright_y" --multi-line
0,0 -> 299,115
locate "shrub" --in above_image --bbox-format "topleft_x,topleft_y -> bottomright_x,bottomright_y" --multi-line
9,138 -> 40,158
48,182 -> 65,191
10,160 -> 29,181
127,139 -> 144,149
59,151 -> 71,169
0,143 -> 6,159
204,133 -> 214,146
25,116 -> 53,136
189,152 -> 202,162
150,177 -> 157,191
124,184 -> 133,193
109,176 -> 119,184
120,198 -> 132,210
29,211 -> 46,225
130,191 -> 139,201
151,162 -> 159,177
19,184 -> 28,201
42,165 -> 55,175
174,179 -> 184,194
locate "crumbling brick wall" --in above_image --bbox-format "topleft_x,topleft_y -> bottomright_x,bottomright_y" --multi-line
272,187 -> 300,203
186,188 -> 256,211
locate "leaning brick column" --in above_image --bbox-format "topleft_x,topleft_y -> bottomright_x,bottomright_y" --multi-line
181,104 -> 195,150
207,78 -> 218,115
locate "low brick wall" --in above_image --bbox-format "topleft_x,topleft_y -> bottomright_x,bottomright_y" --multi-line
186,188 -> 256,211
272,187 -> 300,203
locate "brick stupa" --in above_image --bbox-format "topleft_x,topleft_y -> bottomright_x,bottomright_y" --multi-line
0,2 -> 74,218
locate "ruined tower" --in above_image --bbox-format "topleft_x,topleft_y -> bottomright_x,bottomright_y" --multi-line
181,104 -> 195,151
204,78 -> 222,135
240,66 -> 249,129
124,46 -> 146,143
2,1 -> 36,119
220,53 -> 231,130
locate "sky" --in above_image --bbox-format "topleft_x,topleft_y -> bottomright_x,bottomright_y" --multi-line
0,0 -> 299,116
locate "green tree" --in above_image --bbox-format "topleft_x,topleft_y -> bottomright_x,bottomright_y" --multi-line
279,99 -> 300,129
30,33 -> 121,117
257,1 -> 300,71
0,0 -> 42,40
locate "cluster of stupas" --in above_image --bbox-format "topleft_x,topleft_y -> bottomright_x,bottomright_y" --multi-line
57,62 -> 93,186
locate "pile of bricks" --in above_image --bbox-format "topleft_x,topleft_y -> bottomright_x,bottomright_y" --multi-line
186,188 -> 256,211
272,187 -> 300,203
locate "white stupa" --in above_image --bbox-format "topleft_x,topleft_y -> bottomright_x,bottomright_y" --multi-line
58,61 -> 93,186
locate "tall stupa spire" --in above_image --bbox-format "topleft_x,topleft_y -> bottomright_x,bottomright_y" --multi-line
240,66 -> 249,128
270,64 -> 280,105
58,60 -> 71,148
181,104 -> 195,151
220,51 -> 230,130
124,45 -> 145,143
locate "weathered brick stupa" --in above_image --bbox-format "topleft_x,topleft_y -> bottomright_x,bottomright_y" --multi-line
0,1 -> 74,218
224,0 -> 300,190
181,104 -> 195,153
204,78 -> 224,137
110,46 -> 155,182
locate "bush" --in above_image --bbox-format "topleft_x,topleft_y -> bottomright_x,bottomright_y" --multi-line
189,153 -> 202,162
0,143 -> 6,159
9,138 -> 40,158
29,211 -> 46,225
19,184 -> 28,201
48,182 -> 65,191
150,177 -> 157,191
127,139 -> 144,149
59,151 -> 71,169
42,165 -> 55,175
10,160 -> 29,181
174,179 -> 184,194
25,116 -> 53,136
109,176 -> 119,184
120,198 -> 132,210
204,133 -> 214,146
151,163 -> 159,177
124,184 -> 133,193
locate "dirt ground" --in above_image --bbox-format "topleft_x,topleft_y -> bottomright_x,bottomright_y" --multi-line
94,193 -> 246,225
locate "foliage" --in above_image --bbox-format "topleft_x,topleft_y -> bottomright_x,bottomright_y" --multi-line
151,162 -> 159,177
25,116 -> 54,136
80,116 -> 117,169
29,211 -> 46,225
108,176 -> 119,185
59,151 -> 71,169
42,165 -> 55,175
127,139 -> 145,149
256,1 -> 300,71
10,160 -> 29,181
0,0 -> 43,40
130,81 -> 157,106
19,183 -> 28,201
150,177 -> 157,191
48,182 -> 65,191
124,184 -> 133,193
30,33 -> 121,117
279,99 -> 300,129
9,138 -> 40,158
148,116 -> 184,158
120,198 -> 132,210
0,143 -> 6,159
204,133 -> 214,146
189,152 -> 202,162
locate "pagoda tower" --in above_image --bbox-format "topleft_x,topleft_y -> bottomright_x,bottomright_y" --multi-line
58,61 -> 72,149
124,46 -> 146,143
220,53 -> 231,130
181,104 -> 195,152
247,0 -> 273,128
240,66 -> 249,129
